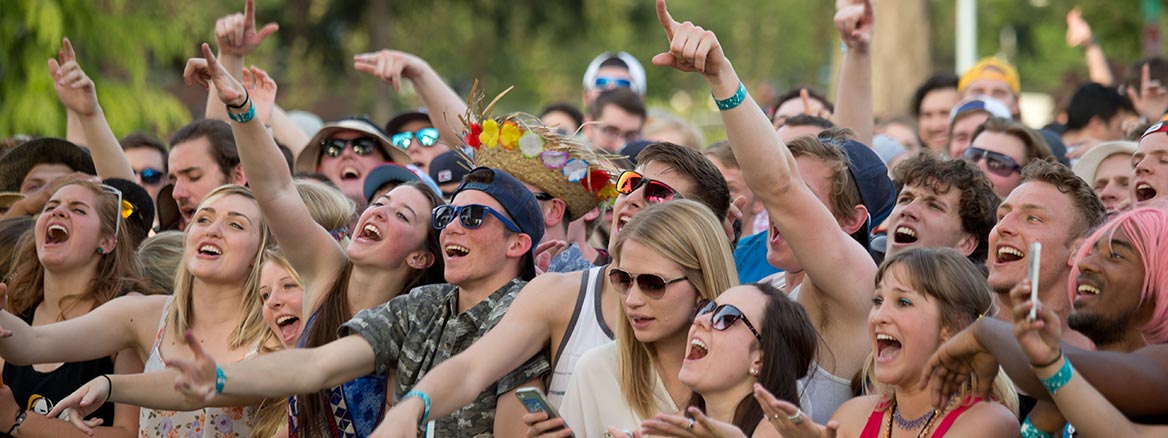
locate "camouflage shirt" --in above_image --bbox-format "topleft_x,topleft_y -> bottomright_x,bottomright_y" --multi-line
340,279 -> 549,437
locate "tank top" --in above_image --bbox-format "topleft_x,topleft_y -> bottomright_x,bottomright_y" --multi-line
547,266 -> 614,408
2,307 -> 115,426
859,398 -> 983,438
139,296 -> 258,438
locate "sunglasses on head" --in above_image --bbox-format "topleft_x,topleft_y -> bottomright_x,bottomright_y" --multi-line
391,127 -> 440,150
432,204 -> 521,233
98,185 -> 135,238
608,267 -> 688,298
135,168 -> 164,185
593,77 -> 633,90
322,136 -> 381,158
962,147 -> 1022,177
695,300 -> 763,343
616,171 -> 682,204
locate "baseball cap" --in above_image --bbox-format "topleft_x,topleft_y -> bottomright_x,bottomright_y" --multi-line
429,150 -> 473,186
583,52 -> 647,97
959,57 -> 1021,95
949,97 -> 1013,123
818,135 -> 897,249
451,167 -> 545,280
363,163 -> 443,202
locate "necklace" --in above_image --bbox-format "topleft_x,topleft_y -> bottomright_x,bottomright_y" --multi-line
893,403 -> 936,430
885,398 -> 939,438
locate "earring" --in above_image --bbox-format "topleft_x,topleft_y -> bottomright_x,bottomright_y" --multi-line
749,368 -> 759,377
96,248 -> 104,254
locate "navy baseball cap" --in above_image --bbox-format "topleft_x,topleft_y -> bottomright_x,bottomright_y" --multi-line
818,135 -> 897,249
450,167 -> 545,280
363,163 -> 443,203
429,150 -> 473,186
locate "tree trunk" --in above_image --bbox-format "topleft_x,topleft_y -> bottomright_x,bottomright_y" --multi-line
871,0 -> 931,117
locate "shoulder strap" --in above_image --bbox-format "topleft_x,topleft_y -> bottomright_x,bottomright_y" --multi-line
930,397 -> 983,437
859,407 -> 884,438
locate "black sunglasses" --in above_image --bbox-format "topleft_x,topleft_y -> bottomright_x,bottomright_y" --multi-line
962,147 -> 1022,177
323,137 -> 381,158
696,300 -> 763,343
608,267 -> 688,298
615,170 -> 682,204
136,167 -> 165,185
432,204 -> 522,233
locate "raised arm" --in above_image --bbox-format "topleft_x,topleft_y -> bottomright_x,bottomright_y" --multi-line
204,0 -> 278,122
0,292 -> 160,366
651,0 -> 875,316
183,43 -> 347,298
269,105 -> 310,157
353,50 -> 468,145
831,0 -> 874,146
1066,8 -> 1114,87
49,38 -> 135,180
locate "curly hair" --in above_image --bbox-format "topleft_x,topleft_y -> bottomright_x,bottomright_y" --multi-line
1020,160 -> 1107,240
893,153 -> 999,263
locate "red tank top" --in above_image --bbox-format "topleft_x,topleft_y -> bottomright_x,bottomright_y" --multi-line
859,397 -> 984,438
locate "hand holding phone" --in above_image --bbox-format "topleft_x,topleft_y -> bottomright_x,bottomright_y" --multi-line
1028,242 -> 1042,321
516,387 -> 575,438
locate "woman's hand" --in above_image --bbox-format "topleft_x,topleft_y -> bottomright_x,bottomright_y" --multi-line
640,407 -> 747,438
242,66 -> 277,126
46,377 -> 109,434
754,384 -> 837,438
920,322 -> 1001,409
522,411 -> 574,438
183,43 -> 247,108
214,0 -> 279,57
48,37 -> 100,117
164,331 -> 221,402
352,49 -> 429,92
1009,279 -> 1064,367
650,0 -> 726,78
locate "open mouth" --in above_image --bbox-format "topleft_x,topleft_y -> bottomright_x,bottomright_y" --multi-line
45,224 -> 70,244
1075,283 -> 1101,297
198,244 -> 223,256
995,245 -> 1024,263
875,333 -> 902,362
1135,183 -> 1158,202
341,167 -> 361,181
445,244 -> 470,258
892,226 -> 918,244
276,315 -> 301,342
181,207 -> 197,220
358,223 -> 382,241
768,223 -> 784,244
686,338 -> 709,361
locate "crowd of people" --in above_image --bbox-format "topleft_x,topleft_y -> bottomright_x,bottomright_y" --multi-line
1,0 -> 1167,437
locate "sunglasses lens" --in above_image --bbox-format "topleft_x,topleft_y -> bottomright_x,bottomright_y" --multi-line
418,128 -> 439,147
609,269 -> 633,293
352,138 -> 379,156
391,132 -> 413,149
459,205 -> 486,228
616,171 -> 642,195
711,307 -> 742,331
433,205 -> 455,229
139,168 -> 163,184
636,274 -> 668,292
644,181 -> 677,204
695,300 -> 717,318
323,140 -> 345,157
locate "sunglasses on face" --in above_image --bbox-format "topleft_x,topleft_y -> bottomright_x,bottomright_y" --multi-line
432,204 -> 522,233
608,267 -> 688,298
695,300 -> 763,343
599,125 -> 640,142
391,127 -> 440,150
962,147 -> 1022,177
135,168 -> 165,185
593,77 -> 633,90
616,171 -> 682,204
322,137 -> 381,158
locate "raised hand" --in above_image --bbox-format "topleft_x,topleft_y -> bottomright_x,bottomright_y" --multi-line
164,331 -> 221,402
753,385 -> 837,438
183,43 -> 247,107
1065,7 -> 1094,48
522,411 -> 574,438
46,376 -> 109,434
1127,63 -> 1168,122
1008,280 -> 1064,367
650,0 -> 725,77
834,0 -> 874,51
640,408 -> 746,438
215,0 -> 279,57
48,38 -> 99,116
919,325 -> 1000,409
352,49 -> 428,92
242,66 -> 277,125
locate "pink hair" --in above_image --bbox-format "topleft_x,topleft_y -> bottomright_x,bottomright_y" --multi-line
1067,207 -> 1168,344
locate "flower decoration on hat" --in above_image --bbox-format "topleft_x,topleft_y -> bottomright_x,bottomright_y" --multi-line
456,81 -> 620,221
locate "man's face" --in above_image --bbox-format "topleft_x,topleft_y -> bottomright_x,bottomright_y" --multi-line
987,181 -> 1079,316
1132,134 -> 1168,205
1067,226 -> 1149,346
766,155 -> 838,271
886,181 -> 973,257
317,129 -> 388,205
20,163 -> 74,195
440,189 -> 522,287
967,130 -> 1027,199
541,111 -> 581,136
125,147 -> 167,202
772,98 -> 829,129
583,66 -> 634,105
587,105 -> 644,153
918,88 -> 959,154
609,160 -> 696,250
947,112 -> 990,159
1091,153 -> 1134,214
962,79 -> 1019,115
169,137 -> 231,223
393,119 -> 450,175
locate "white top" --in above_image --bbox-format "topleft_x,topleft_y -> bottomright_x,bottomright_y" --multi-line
548,266 -> 614,408
559,342 -> 679,437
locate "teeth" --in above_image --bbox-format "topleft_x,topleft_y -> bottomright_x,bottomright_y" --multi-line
1138,183 -> 1153,191
876,334 -> 896,342
997,247 -> 1024,258
276,315 -> 298,326
199,245 -> 222,255
48,224 -> 68,234
895,227 -> 916,237
445,245 -> 469,255
690,338 -> 707,350
618,216 -> 630,225
362,224 -> 382,239
342,168 -> 360,179
1077,284 -> 1101,295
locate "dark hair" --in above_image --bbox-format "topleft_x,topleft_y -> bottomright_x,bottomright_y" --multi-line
1065,83 -> 1135,131
893,153 -> 999,263
168,119 -> 240,181
1020,160 -> 1107,240
784,114 -> 836,130
0,216 -> 34,282
119,132 -> 169,171
600,57 -> 630,70
773,87 -> 835,118
540,103 -> 585,132
1122,58 -> 1168,95
910,74 -> 959,117
298,180 -> 444,435
589,88 -> 647,121
971,117 -> 1054,165
687,282 -> 817,436
636,142 -> 730,221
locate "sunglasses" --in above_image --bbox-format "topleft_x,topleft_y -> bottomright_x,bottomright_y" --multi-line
616,171 -> 682,204
391,127 -> 440,150
593,77 -> 633,90
695,300 -> 763,343
608,267 -> 688,298
322,137 -> 381,158
962,147 -> 1022,177
99,185 -> 135,238
432,204 -> 521,233
135,168 -> 165,185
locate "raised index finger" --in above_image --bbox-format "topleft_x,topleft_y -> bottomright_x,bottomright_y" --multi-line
62,37 -> 76,63
244,0 -> 257,29
656,0 -> 678,40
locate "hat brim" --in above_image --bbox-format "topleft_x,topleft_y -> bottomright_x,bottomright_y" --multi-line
296,121 -> 410,173
0,138 -> 96,192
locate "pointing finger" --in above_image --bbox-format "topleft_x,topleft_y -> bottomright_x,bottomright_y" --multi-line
655,0 -> 678,40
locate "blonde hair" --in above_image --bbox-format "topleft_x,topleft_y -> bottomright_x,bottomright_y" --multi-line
612,200 -> 738,420
137,230 -> 184,294
295,179 -> 356,243
166,185 -> 272,349
643,111 -> 705,150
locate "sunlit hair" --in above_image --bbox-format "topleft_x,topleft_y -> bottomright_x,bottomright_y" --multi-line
865,247 -> 1018,414
166,185 -> 271,349
612,200 -> 738,420
1067,207 -> 1168,344
295,178 -> 356,244
137,230 -> 184,294
8,179 -> 157,317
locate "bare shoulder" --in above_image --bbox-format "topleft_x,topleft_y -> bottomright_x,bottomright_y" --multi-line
944,400 -> 1019,437
830,395 -> 880,437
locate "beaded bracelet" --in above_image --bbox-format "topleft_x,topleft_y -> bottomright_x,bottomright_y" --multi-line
404,390 -> 432,428
215,366 -> 227,394
1039,357 -> 1074,395
1020,416 -> 1053,438
713,82 -> 747,111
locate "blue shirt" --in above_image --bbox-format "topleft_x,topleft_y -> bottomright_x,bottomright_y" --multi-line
733,232 -> 782,284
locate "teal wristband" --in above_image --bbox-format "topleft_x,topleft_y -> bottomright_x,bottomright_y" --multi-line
713,82 -> 747,111
215,366 -> 226,394
227,101 -> 256,123
1020,416 -> 1053,438
404,390 -> 432,427
1039,357 -> 1074,395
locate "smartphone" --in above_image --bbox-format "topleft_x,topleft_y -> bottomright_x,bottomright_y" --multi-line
1028,242 -> 1042,321
516,387 -> 574,437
